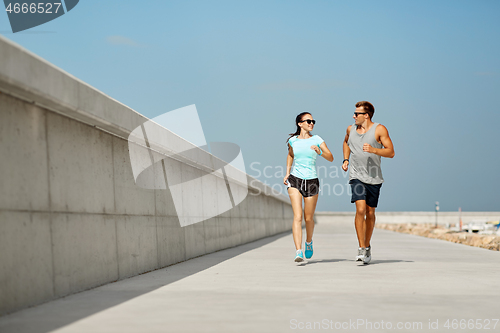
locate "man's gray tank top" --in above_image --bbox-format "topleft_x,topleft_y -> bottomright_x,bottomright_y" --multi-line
348,122 -> 384,185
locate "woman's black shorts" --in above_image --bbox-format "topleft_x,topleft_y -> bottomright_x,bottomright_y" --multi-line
286,174 -> 320,197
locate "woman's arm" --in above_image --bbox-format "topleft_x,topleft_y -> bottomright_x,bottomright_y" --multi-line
316,142 -> 334,162
284,144 -> 294,184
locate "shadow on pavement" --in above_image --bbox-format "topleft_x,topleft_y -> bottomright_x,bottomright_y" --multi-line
297,259 -> 414,266
0,231 -> 291,333
358,259 -> 414,265
300,259 -> 348,265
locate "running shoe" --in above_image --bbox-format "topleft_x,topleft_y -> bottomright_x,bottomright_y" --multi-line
356,247 -> 365,262
305,240 -> 313,259
294,250 -> 304,262
363,246 -> 371,264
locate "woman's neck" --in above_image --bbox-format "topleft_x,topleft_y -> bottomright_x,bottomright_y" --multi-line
297,131 -> 312,139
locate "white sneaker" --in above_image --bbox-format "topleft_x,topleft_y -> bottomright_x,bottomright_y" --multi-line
363,246 -> 372,264
356,247 -> 365,262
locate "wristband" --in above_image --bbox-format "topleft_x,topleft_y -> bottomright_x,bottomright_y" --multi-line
343,159 -> 349,163
319,150 -> 323,156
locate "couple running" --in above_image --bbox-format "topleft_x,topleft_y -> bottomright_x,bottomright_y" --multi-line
283,101 -> 395,264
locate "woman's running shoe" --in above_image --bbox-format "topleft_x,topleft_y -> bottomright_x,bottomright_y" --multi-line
305,240 -> 313,259
294,250 -> 304,262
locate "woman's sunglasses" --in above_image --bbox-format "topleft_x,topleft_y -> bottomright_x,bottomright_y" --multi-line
299,119 -> 316,125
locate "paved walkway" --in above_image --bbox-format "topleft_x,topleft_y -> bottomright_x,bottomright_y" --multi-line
1,215 -> 500,333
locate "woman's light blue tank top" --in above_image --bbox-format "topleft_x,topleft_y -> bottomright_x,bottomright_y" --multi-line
288,135 -> 324,180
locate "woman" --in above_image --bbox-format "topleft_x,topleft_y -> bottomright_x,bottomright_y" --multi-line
284,112 -> 333,262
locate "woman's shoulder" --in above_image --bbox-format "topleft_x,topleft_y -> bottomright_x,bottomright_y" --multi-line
287,136 -> 298,145
312,134 -> 324,143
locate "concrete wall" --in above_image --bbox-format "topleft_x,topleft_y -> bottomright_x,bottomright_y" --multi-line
316,212 -> 500,225
0,36 -> 294,316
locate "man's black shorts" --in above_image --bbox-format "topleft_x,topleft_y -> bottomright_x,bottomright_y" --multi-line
286,174 -> 320,197
349,179 -> 382,208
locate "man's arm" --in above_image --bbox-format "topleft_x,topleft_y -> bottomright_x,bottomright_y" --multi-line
363,125 -> 395,158
342,125 -> 351,171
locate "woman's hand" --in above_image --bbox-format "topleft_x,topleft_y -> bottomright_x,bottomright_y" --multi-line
310,145 -> 321,154
283,174 -> 290,185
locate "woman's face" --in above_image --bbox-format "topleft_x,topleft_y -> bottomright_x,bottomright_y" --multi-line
299,114 -> 314,132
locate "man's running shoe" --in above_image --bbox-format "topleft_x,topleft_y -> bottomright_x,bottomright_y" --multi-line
356,247 -> 365,262
294,250 -> 304,262
305,240 -> 313,259
363,246 -> 371,264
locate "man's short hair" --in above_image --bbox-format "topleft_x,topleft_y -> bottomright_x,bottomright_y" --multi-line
355,101 -> 375,119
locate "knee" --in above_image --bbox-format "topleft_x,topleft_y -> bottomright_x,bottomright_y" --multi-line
304,216 -> 314,224
356,207 -> 366,216
366,209 -> 375,220
292,216 -> 302,225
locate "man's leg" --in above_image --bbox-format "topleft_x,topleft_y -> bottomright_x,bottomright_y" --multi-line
354,200 -> 367,248
364,182 -> 381,248
365,205 -> 376,248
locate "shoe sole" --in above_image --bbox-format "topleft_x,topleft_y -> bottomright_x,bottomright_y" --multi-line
294,257 -> 304,262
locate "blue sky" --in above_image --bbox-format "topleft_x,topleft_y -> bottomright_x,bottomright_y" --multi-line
2,0 -> 499,212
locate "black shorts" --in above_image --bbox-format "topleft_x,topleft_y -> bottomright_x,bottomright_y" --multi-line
286,174 -> 320,197
350,179 -> 382,208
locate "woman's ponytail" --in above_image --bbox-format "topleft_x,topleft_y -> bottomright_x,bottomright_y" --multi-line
286,112 -> 311,145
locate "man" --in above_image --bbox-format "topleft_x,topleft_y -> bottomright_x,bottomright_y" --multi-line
342,101 -> 395,264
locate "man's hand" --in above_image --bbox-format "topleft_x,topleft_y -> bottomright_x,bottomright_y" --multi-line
310,145 -> 321,154
342,160 -> 349,172
363,143 -> 375,153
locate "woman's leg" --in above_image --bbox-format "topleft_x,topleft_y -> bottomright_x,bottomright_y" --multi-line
303,194 -> 319,243
288,187 -> 303,250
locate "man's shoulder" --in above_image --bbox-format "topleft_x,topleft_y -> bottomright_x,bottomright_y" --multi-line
375,123 -> 389,134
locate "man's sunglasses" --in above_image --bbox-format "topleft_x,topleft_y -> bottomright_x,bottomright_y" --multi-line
354,112 -> 367,117
299,119 -> 316,125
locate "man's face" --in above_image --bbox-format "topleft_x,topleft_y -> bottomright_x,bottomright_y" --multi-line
353,107 -> 368,125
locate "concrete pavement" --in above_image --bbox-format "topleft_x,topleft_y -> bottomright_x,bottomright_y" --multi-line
1,215 -> 500,333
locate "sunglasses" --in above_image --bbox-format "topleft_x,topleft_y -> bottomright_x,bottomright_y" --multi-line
354,112 -> 367,117
299,119 -> 316,125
